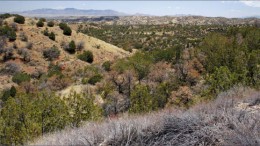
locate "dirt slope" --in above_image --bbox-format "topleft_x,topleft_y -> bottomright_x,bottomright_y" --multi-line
0,17 -> 131,91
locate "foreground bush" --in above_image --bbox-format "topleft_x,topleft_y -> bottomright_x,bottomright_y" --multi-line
0,92 -> 102,145
33,87 -> 260,146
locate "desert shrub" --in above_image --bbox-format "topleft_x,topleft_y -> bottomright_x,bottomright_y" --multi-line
88,74 -> 103,85
12,72 -> 31,84
47,63 -> 62,77
0,26 -> 10,35
18,48 -> 30,62
77,50 -> 93,63
76,41 -> 84,52
102,61 -> 111,71
43,46 -> 60,61
0,25 -> 18,42
31,68 -> 44,79
48,32 -> 55,41
65,92 -> 103,127
0,13 -> 12,19
39,18 -> 46,22
33,87 -> 260,146
0,19 -> 3,26
20,32 -> 28,42
129,52 -> 152,82
207,66 -> 238,95
9,86 -> 16,97
47,21 -> 54,27
2,62 -> 21,75
0,36 -> 7,49
2,48 -> 14,61
0,92 -> 70,145
64,40 -> 76,54
59,23 -> 67,30
1,86 -> 16,102
36,20 -> 44,27
43,28 -> 49,36
129,84 -> 154,113
48,76 -> 71,91
14,15 -> 25,24
11,23 -> 18,31
150,47 -> 176,63
7,30 -> 16,41
63,26 -> 72,36
1,89 -> 11,102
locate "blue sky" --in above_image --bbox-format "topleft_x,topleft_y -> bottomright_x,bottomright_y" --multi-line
0,1 -> 259,18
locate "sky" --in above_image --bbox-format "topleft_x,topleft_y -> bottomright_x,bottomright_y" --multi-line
0,1 -> 259,18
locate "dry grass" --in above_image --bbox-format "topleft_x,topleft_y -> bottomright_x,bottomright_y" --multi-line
32,86 -> 260,146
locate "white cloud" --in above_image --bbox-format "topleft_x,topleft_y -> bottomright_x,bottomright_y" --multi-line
240,1 -> 260,7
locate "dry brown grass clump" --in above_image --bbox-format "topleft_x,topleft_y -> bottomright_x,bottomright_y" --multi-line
32,86 -> 260,146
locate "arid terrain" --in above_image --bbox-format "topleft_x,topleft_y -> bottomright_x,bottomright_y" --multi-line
0,13 -> 259,145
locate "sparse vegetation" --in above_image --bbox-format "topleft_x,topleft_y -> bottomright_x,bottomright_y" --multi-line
20,32 -> 28,42
14,15 -> 25,24
43,27 -> 49,36
43,46 -> 60,61
88,74 -> 102,85
36,20 -> 44,27
39,18 -> 46,22
63,40 -> 76,54
47,21 -> 54,27
7,30 -> 16,41
12,72 -> 31,84
102,61 -> 111,71
33,87 -> 260,146
59,23 -> 67,30
1,62 -> 21,75
48,32 -> 55,41
76,41 -> 85,52
77,50 -> 94,63
63,25 -> 72,36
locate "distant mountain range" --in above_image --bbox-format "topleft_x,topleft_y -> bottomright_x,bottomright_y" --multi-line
1,8 -> 259,18
13,8 -> 129,17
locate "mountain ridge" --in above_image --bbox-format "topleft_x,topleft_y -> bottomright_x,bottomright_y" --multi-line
1,8 -> 259,18
11,8 -> 129,17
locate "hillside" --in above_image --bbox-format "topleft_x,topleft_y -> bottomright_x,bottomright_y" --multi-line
0,16 -> 130,91
32,87 -> 260,145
